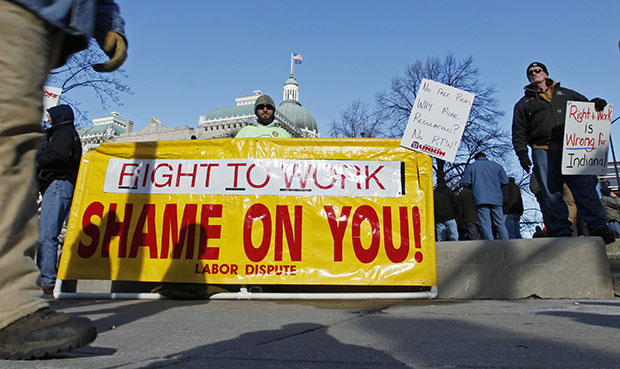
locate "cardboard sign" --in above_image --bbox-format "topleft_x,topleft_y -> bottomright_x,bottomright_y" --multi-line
562,101 -> 613,175
400,79 -> 475,162
58,138 -> 437,287
42,86 -> 62,127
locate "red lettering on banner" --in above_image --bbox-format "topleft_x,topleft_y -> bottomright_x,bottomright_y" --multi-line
152,163 -> 173,187
77,202 -> 224,260
243,203 -> 271,262
383,206 -> 410,263
128,204 -> 158,258
243,204 -> 303,262
245,263 -> 297,275
365,166 -> 385,190
161,204 -> 198,259
313,164 -> 337,189
282,163 -> 312,188
199,163 -> 218,187
141,163 -> 150,187
275,205 -> 302,261
412,206 -> 423,262
342,164 -> 362,190
119,163 -> 139,187
325,205 -> 422,264
195,263 -> 238,275
197,204 -> 222,259
101,203 -> 132,258
352,205 -> 381,263
78,202 -> 104,258
246,163 -> 270,188
228,162 -> 247,187
176,163 -> 198,187
324,206 -> 352,262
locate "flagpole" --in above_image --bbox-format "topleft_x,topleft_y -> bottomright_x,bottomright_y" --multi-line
290,52 -> 294,77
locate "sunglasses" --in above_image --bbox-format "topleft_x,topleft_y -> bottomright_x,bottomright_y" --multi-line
256,104 -> 274,110
528,68 -> 543,76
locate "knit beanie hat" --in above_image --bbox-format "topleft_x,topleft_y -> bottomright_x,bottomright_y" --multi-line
526,62 -> 548,78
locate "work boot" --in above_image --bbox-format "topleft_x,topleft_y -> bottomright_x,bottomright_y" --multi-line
0,308 -> 96,360
590,226 -> 617,245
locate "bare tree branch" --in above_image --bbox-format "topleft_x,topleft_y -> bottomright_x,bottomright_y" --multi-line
46,40 -> 132,127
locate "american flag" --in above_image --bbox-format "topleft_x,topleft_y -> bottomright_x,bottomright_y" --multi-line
293,53 -> 303,64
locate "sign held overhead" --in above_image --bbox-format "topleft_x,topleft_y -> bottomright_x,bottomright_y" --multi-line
400,79 -> 475,162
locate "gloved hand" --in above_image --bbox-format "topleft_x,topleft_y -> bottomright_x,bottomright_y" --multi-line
517,151 -> 531,172
591,97 -> 607,112
93,32 -> 127,72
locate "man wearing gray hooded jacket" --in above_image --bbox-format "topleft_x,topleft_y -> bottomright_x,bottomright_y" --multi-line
0,0 -> 127,360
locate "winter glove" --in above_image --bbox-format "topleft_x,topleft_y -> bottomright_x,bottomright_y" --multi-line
517,151 -> 531,172
93,32 -> 127,72
591,97 -> 607,112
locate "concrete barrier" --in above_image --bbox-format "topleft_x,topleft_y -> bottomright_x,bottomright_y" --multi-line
59,237 -> 616,300
436,237 -> 614,299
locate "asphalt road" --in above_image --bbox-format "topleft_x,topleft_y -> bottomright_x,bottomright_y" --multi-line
3,297 -> 620,369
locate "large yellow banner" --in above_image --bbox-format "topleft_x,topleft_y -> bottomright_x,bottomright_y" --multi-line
58,138 -> 436,286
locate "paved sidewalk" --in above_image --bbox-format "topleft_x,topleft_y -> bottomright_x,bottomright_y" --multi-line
3,297 -> 620,368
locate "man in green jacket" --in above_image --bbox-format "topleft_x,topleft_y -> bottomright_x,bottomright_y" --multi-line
235,95 -> 291,138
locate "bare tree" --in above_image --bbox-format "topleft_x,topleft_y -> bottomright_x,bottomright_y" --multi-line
328,99 -> 385,138
376,55 -> 512,188
46,40 -> 132,127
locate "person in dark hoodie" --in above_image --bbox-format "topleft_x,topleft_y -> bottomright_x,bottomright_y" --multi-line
235,95 -> 291,138
433,180 -> 459,241
512,62 -> 616,244
502,177 -> 524,239
35,105 -> 82,294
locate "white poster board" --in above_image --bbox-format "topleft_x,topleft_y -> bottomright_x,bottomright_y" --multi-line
42,86 -> 62,127
400,79 -> 474,162
562,101 -> 613,175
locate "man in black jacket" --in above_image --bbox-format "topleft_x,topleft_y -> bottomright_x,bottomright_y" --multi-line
434,180 -> 459,241
512,62 -> 615,243
35,105 -> 82,293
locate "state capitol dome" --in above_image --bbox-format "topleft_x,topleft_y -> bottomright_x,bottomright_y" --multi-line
197,74 -> 319,138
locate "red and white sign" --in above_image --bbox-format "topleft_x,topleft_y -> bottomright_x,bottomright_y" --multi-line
103,158 -> 403,198
562,101 -> 613,175
42,86 -> 62,124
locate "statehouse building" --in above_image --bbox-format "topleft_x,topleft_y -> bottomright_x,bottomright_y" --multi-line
77,74 -> 319,151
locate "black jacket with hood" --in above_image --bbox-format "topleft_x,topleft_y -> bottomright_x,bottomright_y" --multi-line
512,79 -> 587,155
36,105 -> 82,194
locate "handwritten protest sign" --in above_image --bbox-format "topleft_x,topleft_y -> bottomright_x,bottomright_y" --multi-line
400,79 -> 475,162
562,101 -> 613,175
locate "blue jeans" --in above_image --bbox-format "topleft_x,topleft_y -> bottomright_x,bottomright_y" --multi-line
607,221 -> 620,238
504,213 -> 522,239
37,179 -> 74,287
532,149 -> 606,236
436,219 -> 458,241
463,221 -> 482,240
477,205 -> 508,240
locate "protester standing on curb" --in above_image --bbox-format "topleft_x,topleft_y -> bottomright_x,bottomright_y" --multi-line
462,152 -> 509,240
512,62 -> 615,244
0,0 -> 127,360
434,180 -> 460,241
502,177 -> 524,239
600,187 -> 620,237
36,105 -> 82,294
